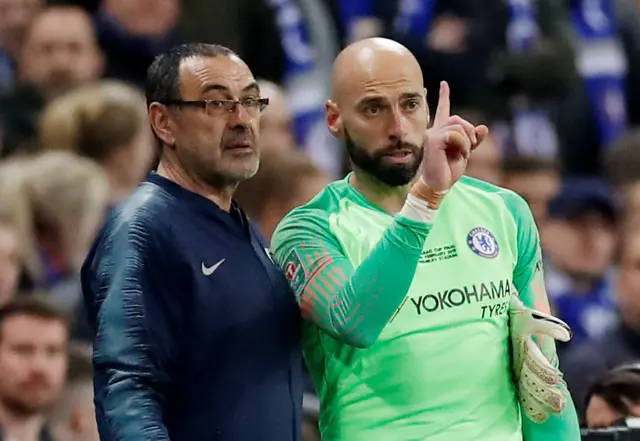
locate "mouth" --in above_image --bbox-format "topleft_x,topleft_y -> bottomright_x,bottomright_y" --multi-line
224,143 -> 254,154
384,149 -> 414,163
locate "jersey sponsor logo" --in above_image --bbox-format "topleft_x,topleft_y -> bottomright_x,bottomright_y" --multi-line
408,278 -> 512,318
419,244 -> 458,264
467,227 -> 499,258
282,248 -> 306,295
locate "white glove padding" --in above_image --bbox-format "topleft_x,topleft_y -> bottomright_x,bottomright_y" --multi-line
509,295 -> 572,424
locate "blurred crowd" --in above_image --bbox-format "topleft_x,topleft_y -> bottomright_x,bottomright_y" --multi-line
2,0 -> 640,440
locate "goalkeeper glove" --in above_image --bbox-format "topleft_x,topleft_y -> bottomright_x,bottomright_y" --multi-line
509,294 -> 572,424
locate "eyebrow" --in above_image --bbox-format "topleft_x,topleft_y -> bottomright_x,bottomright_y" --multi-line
400,92 -> 423,100
356,92 -> 423,107
357,96 -> 387,107
202,82 -> 260,95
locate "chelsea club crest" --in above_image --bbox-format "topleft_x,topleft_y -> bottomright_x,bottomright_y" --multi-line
467,227 -> 499,258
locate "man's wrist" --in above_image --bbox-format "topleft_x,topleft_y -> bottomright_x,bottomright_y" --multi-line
400,193 -> 439,223
409,178 -> 449,209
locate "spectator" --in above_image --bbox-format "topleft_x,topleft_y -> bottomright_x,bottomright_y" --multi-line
0,151 -> 109,297
624,181 -> 640,228
562,225 -> 640,419
0,298 -> 69,441
257,79 -> 296,154
556,0 -> 640,176
501,156 -> 560,230
39,80 -> 155,204
458,108 -> 502,185
0,5 -> 104,156
604,129 -> 640,195
0,222 -> 19,307
584,364 -> 640,429
235,149 -> 329,242
465,131 -> 502,185
50,343 -> 98,441
95,0 -> 180,86
0,0 -> 43,94
543,178 -> 619,344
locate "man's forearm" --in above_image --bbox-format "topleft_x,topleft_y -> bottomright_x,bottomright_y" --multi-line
97,367 -> 171,441
92,248 -> 176,441
94,304 -> 172,441
294,214 -> 432,348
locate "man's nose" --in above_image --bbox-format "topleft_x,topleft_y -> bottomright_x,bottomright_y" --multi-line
50,49 -> 75,70
227,101 -> 253,127
386,107 -> 406,140
28,352 -> 51,373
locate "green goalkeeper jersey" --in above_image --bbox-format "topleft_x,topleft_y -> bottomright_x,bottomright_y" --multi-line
271,175 -> 550,441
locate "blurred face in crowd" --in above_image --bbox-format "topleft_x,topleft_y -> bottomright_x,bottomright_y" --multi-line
0,314 -> 68,415
102,0 -> 178,38
260,172 -> 330,241
258,81 -> 296,153
465,132 -> 501,185
98,123 -> 155,204
105,115 -> 155,200
616,230 -> 640,328
18,7 -> 103,100
0,226 -> 18,308
327,39 -> 428,187
124,125 -> 155,184
151,55 -> 262,188
503,169 -> 559,227
624,183 -> 640,228
545,210 -> 616,280
39,82 -> 155,203
586,393 -> 640,428
0,0 -> 42,59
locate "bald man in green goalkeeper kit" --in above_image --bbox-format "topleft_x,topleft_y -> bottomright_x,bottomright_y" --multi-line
271,38 -> 581,441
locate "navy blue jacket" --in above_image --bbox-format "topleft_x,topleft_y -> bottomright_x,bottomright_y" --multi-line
81,173 -> 302,441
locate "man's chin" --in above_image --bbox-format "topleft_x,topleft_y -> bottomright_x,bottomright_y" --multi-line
348,149 -> 420,187
3,397 -> 54,416
206,165 -> 259,188
43,83 -> 76,101
373,162 -> 419,187
372,170 -> 417,187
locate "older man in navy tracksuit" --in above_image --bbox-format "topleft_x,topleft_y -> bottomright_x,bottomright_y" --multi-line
81,43 -> 302,441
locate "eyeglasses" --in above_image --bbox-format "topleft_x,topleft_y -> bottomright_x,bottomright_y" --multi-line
160,97 -> 270,117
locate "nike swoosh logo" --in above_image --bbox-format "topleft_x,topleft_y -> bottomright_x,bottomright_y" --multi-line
202,258 -> 225,276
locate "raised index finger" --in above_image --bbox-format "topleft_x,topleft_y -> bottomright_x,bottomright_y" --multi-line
433,81 -> 450,128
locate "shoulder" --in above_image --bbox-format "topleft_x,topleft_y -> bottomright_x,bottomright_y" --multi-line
271,179 -> 349,250
457,176 -> 529,211
117,180 -> 177,222
92,183 -> 180,260
275,179 -> 348,233
113,181 -> 180,234
457,176 -> 534,226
